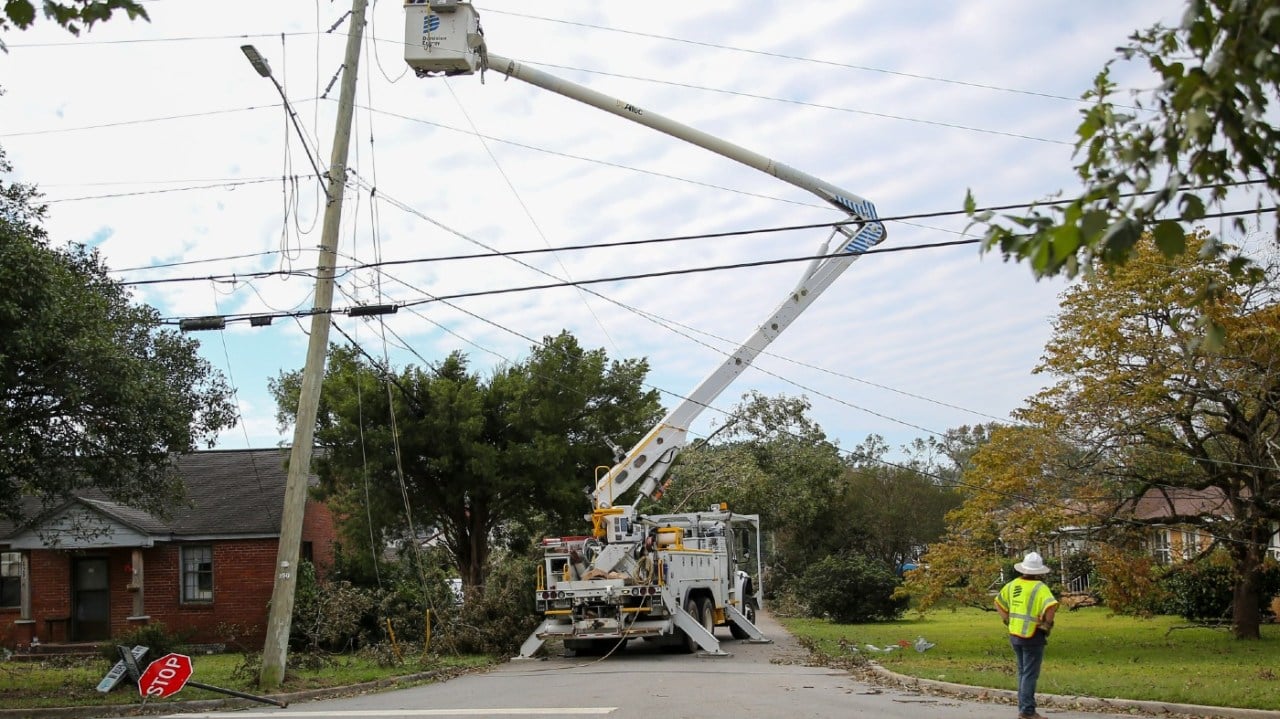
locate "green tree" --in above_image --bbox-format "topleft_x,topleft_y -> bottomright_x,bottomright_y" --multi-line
656,392 -> 845,584
1,0 -> 148,50
902,424 -> 995,486
271,332 -> 662,589
795,553 -> 908,623
0,147 -> 237,523
967,0 -> 1278,338
903,421 -> 1085,611
842,435 -> 962,572
1028,232 -> 1280,639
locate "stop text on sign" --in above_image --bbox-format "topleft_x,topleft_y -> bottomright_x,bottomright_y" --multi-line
138,652 -> 193,698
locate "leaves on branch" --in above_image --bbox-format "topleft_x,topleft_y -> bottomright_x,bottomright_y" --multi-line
965,0 -> 1279,341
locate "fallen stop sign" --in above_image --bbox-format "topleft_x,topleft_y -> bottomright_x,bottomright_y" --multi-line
137,653 -> 193,699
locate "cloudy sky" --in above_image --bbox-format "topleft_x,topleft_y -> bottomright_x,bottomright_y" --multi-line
3,1 -> 1184,461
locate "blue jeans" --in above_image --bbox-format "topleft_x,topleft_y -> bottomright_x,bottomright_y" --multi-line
1012,641 -> 1045,716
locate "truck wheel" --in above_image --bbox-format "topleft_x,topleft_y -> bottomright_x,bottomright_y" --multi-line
680,596 -> 701,653
698,598 -> 716,640
729,599 -> 758,640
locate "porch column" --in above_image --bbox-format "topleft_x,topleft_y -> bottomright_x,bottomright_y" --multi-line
20,552 -> 31,620
128,549 -> 146,620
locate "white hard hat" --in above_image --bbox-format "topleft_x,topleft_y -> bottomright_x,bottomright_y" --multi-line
1014,551 -> 1051,575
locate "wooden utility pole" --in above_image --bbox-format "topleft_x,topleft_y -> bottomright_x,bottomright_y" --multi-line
259,0 -> 367,689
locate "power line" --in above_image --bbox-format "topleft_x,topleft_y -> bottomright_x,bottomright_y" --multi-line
156,239 -> 958,324
0,100 -> 317,138
105,167 -> 1269,293
123,178 -> 1270,287
38,175 -> 278,188
129,221 -> 975,288
113,249 -> 289,273
42,177 -> 283,204
157,202 -> 1277,325
482,8 -> 1138,110
1,30 -> 316,49
523,60 -> 1071,146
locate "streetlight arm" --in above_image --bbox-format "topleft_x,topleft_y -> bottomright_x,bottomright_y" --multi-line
241,44 -> 329,198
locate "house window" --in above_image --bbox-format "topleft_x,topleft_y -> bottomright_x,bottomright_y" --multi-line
1180,529 -> 1198,561
300,541 -> 313,564
0,552 -> 22,608
1152,529 -> 1171,565
181,546 -> 214,603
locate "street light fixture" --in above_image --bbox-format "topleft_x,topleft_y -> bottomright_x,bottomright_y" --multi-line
240,44 -> 273,78
240,44 -> 328,197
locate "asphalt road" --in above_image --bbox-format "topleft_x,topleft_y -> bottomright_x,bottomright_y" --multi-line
154,612 -> 1122,719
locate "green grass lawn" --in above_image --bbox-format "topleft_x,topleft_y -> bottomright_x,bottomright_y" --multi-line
0,650 -> 493,710
781,607 -> 1280,710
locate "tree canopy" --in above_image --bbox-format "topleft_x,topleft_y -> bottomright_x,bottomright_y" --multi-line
1031,231 -> 1279,638
841,435 -> 962,573
1,0 -> 148,50
912,232 -> 1280,637
968,0 -> 1278,331
270,331 -> 662,588
664,393 -> 959,608
654,392 -> 846,583
0,147 -> 237,523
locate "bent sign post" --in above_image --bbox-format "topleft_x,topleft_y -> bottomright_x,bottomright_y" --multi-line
136,651 -> 288,708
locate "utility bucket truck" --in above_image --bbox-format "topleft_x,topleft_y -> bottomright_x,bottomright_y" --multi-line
404,0 -> 886,658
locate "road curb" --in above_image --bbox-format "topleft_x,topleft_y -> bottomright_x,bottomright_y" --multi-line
862,661 -> 1280,719
0,666 -> 474,719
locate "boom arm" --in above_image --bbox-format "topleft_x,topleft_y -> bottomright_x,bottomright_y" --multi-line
404,1 -> 886,509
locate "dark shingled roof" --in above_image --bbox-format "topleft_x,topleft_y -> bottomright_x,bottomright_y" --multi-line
1125,486 -> 1232,522
1,448 -> 316,540
163,447 -> 297,536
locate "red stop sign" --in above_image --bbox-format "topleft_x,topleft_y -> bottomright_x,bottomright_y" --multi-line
137,653 -> 193,698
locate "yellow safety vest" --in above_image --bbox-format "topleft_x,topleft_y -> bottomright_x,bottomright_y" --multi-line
996,578 -> 1057,638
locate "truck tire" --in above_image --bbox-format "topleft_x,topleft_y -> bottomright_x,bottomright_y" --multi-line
698,598 -> 716,640
680,596 -> 702,653
729,599 -> 758,640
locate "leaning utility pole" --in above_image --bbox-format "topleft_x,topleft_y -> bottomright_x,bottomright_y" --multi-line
259,0 -> 367,689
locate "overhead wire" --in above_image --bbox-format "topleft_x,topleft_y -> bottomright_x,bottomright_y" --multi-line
208,288 -> 268,493
0,101 -> 318,138
113,249 -> 289,273
522,60 -> 1071,146
1,30 -> 317,48
109,173 -> 1271,284
369,0 -> 410,84
150,198 -> 1273,318
37,174 -> 279,188
480,8 -> 1144,111
443,78 -> 622,353
41,177 -> 280,204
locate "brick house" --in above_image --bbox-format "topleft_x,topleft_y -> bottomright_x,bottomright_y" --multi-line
0,448 -> 336,650
1123,486 -> 1232,565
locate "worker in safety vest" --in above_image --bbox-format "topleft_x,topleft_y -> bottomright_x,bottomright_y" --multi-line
994,551 -> 1059,719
